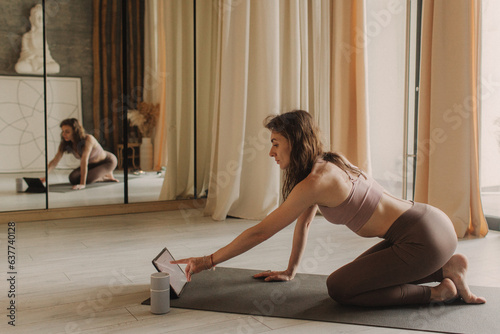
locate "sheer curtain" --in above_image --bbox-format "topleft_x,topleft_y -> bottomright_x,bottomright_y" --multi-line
329,0 -> 371,173
143,0 -> 370,219
144,0 -> 195,200
194,0 -> 219,199
201,0 -> 369,220
203,0 -> 282,220
415,0 -> 488,238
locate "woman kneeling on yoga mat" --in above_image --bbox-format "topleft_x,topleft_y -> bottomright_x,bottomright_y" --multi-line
172,110 -> 485,307
42,118 -> 118,190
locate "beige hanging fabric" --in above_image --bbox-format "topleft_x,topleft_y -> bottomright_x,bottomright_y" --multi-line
203,0 -> 282,220
329,0 -> 371,173
298,0 -> 332,147
201,0 -> 369,220
415,0 -> 488,238
194,0 -> 219,199
145,0 -> 195,200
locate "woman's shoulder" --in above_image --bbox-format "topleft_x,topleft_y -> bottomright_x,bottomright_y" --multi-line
80,134 -> 99,150
310,158 -> 345,177
84,134 -> 99,145
300,158 -> 356,206
306,159 -> 346,188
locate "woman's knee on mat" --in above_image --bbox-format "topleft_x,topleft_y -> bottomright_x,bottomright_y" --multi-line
69,171 -> 80,185
106,152 -> 118,171
327,272 -> 357,304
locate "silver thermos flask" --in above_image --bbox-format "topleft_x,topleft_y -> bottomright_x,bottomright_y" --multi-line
150,272 -> 170,314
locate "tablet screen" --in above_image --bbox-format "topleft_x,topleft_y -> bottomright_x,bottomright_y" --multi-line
152,248 -> 188,296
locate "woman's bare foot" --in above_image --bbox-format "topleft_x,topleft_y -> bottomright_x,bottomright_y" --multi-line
442,254 -> 486,304
430,278 -> 458,302
94,174 -> 119,183
102,173 -> 119,182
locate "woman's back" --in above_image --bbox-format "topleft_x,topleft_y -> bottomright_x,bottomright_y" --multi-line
309,159 -> 413,237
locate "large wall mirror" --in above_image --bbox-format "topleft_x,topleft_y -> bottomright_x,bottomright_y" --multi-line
0,0 -> 430,219
0,0 -> 196,213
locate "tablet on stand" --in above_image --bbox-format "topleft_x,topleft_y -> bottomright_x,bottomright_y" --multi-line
141,247 -> 188,306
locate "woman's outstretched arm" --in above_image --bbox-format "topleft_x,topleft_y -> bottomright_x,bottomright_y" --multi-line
172,179 -> 318,281
73,136 -> 94,189
41,150 -> 63,182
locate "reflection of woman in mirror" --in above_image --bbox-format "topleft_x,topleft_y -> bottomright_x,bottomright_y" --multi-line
43,118 -> 118,190
15,4 -> 60,74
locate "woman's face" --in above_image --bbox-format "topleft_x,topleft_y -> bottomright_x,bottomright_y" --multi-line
269,131 -> 291,170
61,125 -> 75,142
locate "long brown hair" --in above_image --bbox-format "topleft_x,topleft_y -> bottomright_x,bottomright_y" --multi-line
264,110 -> 363,200
59,118 -> 87,155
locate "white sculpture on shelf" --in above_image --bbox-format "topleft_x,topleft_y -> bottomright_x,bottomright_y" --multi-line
15,4 -> 60,74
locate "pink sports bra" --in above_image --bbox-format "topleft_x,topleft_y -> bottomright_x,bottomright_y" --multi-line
318,173 -> 384,233
68,135 -> 105,162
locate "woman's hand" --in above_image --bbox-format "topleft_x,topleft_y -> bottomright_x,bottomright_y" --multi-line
253,269 -> 295,282
72,184 -> 86,190
171,255 -> 214,282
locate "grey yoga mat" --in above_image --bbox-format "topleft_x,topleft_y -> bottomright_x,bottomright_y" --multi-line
167,267 -> 499,334
47,174 -> 135,192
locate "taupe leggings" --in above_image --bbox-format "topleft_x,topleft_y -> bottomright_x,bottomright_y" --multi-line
327,203 -> 458,307
69,152 -> 118,185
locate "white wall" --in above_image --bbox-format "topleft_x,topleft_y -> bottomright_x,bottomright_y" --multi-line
365,0 -> 408,196
0,76 -> 82,172
480,0 -> 500,189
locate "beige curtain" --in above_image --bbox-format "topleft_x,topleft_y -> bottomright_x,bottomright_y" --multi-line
415,0 -> 488,238
201,0 -> 369,220
296,0 -> 332,147
195,0 -> 219,198
203,0 -> 282,220
144,0 -> 195,200
329,0 -> 371,173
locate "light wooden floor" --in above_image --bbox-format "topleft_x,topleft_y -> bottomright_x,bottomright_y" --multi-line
0,169 -> 164,212
1,208 -> 499,334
